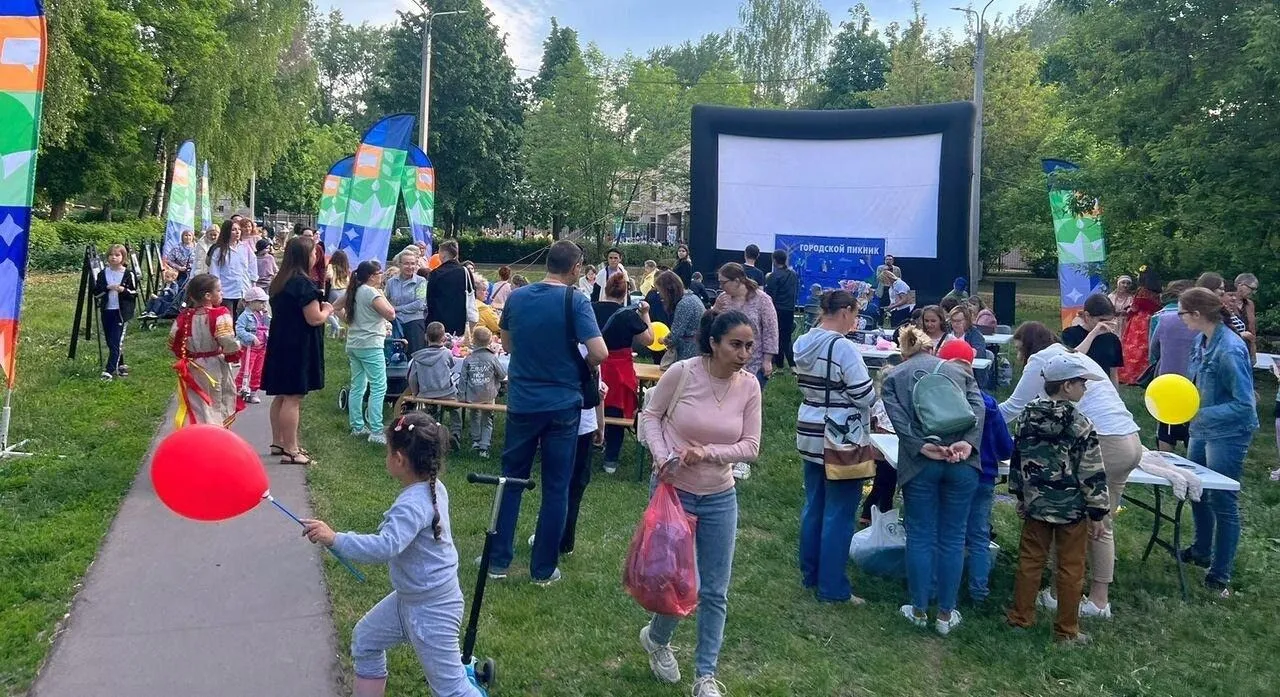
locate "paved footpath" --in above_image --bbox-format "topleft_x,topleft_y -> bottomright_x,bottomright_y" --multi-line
31,401 -> 341,697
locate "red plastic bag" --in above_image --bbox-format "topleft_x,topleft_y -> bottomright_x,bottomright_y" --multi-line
623,482 -> 699,617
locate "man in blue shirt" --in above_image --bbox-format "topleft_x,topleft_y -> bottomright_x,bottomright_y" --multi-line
743,244 -> 766,286
494,241 -> 607,584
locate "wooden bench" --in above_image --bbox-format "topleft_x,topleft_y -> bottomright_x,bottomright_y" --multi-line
393,392 -> 650,480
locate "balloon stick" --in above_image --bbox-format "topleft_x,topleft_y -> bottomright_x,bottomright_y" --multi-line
263,492 -> 366,582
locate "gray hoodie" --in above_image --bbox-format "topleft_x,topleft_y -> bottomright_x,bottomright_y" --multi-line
407,345 -> 457,399
460,347 -> 507,403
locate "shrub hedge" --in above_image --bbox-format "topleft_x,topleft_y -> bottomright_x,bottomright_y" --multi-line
29,218 -> 166,271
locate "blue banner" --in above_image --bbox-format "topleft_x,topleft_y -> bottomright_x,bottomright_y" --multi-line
775,235 -> 885,306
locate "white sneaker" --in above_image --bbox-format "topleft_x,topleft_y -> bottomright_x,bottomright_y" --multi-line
531,568 -> 562,587
351,428 -> 370,438
100,371 -> 114,381
692,675 -> 727,697
1270,466 -> 1280,482
935,610 -> 962,636
1036,588 -> 1058,611
603,461 -> 618,474
368,432 -> 387,446
528,533 -> 536,547
639,625 -> 681,684
899,604 -> 927,628
1078,598 -> 1113,618
731,462 -> 751,480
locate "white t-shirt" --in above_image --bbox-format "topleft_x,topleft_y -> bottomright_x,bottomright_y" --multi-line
889,278 -> 912,307
999,342 -> 1139,436
104,268 -> 124,310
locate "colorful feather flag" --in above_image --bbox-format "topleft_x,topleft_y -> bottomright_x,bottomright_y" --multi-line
338,114 -> 415,264
402,145 -> 435,254
317,155 -> 354,253
163,141 -> 197,253
1043,159 -> 1107,328
199,160 -> 212,231
0,0 -> 46,388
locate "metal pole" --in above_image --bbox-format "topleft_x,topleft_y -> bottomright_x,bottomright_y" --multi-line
419,16 -> 433,150
0,387 -> 32,458
967,27 -> 986,287
248,168 -> 257,220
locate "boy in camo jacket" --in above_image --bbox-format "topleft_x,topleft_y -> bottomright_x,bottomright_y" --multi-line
1006,353 -> 1110,645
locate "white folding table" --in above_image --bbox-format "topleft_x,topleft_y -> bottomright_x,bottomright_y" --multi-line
868,434 -> 1238,599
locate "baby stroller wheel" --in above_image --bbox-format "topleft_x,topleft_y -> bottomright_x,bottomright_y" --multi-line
337,387 -> 349,411
477,658 -> 496,688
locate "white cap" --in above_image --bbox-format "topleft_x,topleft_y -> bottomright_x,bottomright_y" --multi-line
1041,353 -> 1106,383
244,287 -> 268,303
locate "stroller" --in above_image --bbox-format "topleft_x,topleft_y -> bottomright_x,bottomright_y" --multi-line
137,276 -> 190,331
337,321 -> 411,412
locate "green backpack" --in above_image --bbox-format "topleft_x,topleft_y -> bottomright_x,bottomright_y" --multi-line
911,362 -> 977,442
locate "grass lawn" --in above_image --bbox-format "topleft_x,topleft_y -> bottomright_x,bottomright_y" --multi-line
0,273 -> 176,695
305,290 -> 1280,696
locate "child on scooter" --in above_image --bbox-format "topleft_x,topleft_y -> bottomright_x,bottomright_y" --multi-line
302,412 -> 487,697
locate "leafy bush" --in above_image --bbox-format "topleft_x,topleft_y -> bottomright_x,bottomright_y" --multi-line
26,218 -> 166,271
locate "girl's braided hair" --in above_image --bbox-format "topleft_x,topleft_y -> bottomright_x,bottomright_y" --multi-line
386,412 -> 450,541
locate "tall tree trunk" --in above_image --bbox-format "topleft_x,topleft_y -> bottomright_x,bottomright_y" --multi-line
146,130 -> 168,218
49,199 -> 67,221
101,200 -> 113,222
552,213 -> 564,240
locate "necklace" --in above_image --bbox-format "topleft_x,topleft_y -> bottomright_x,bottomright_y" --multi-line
704,358 -> 735,407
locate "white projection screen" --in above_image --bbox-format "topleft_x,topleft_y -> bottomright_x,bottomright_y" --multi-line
689,103 -> 975,302
716,133 -> 943,258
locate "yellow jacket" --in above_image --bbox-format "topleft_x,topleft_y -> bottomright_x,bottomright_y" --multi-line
476,301 -> 500,333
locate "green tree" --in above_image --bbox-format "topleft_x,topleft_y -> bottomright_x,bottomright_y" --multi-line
532,18 -> 581,102
257,122 -> 359,213
309,8 -> 387,126
871,7 -> 968,107
365,0 -> 523,232
648,33 -> 736,84
731,0 -> 831,106
1042,0 -> 1280,303
810,3 -> 889,109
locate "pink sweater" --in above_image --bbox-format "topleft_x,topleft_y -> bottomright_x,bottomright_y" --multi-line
712,290 -> 780,375
639,358 -> 762,495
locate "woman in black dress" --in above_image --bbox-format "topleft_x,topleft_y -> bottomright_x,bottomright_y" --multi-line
263,236 -> 333,464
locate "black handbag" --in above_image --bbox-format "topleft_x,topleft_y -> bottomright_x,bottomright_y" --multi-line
565,287 -> 601,409
1135,362 -> 1158,388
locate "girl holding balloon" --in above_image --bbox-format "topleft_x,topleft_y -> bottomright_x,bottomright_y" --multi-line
301,412 -> 487,697
169,274 -> 243,428
1175,287 -> 1258,597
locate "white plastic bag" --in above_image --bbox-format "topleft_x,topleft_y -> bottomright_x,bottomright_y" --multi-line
850,505 -> 907,578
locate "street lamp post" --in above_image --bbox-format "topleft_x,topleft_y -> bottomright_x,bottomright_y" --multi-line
952,0 -> 995,288
416,5 -> 468,151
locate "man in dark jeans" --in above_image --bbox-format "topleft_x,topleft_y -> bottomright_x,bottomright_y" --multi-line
493,241 -> 608,585
424,238 -> 471,335
765,248 -> 799,370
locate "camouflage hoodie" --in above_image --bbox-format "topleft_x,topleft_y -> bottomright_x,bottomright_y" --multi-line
1010,398 -> 1109,525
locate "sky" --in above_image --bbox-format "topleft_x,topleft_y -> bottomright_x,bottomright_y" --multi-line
325,0 -> 1029,74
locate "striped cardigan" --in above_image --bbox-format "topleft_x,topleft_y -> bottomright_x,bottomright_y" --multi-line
793,328 -> 877,463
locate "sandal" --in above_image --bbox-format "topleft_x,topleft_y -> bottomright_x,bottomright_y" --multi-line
270,444 -> 286,456
279,451 -> 313,465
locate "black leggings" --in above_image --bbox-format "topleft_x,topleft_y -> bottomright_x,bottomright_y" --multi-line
774,308 -> 796,368
860,459 -> 897,521
562,432 -> 595,554
102,309 -> 125,374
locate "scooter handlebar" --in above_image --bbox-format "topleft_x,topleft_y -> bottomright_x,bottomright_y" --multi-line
467,473 -> 536,490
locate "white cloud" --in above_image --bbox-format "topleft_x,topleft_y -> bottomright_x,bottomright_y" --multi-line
483,0 -> 552,71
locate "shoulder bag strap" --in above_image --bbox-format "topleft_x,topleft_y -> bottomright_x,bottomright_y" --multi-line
664,358 -> 693,421
822,334 -> 840,408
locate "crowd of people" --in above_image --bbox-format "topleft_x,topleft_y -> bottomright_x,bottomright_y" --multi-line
96,228 -> 1273,697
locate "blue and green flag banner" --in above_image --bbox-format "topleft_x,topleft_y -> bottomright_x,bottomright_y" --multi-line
163,140 -> 197,253
199,160 -> 212,231
402,145 -> 435,253
0,0 -> 46,387
339,113 -> 415,264
1043,159 -> 1107,328
318,155 -> 353,252
776,234 -> 885,307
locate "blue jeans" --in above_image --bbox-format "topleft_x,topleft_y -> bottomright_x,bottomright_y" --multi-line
648,485 -> 738,679
492,407 -> 581,580
965,482 -> 996,601
799,459 -> 863,601
902,462 -> 978,613
347,347 -> 387,433
1189,434 -> 1251,584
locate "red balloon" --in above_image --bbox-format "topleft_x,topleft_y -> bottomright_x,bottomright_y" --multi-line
150,425 -> 268,521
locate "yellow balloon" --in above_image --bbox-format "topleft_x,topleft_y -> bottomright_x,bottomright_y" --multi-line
1143,374 -> 1200,425
648,322 -> 671,351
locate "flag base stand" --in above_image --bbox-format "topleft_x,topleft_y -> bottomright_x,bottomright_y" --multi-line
0,389 -> 31,459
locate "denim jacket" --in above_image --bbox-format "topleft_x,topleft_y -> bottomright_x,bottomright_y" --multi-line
1188,324 -> 1258,440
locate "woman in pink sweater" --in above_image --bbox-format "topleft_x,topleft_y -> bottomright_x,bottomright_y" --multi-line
635,309 -> 762,697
